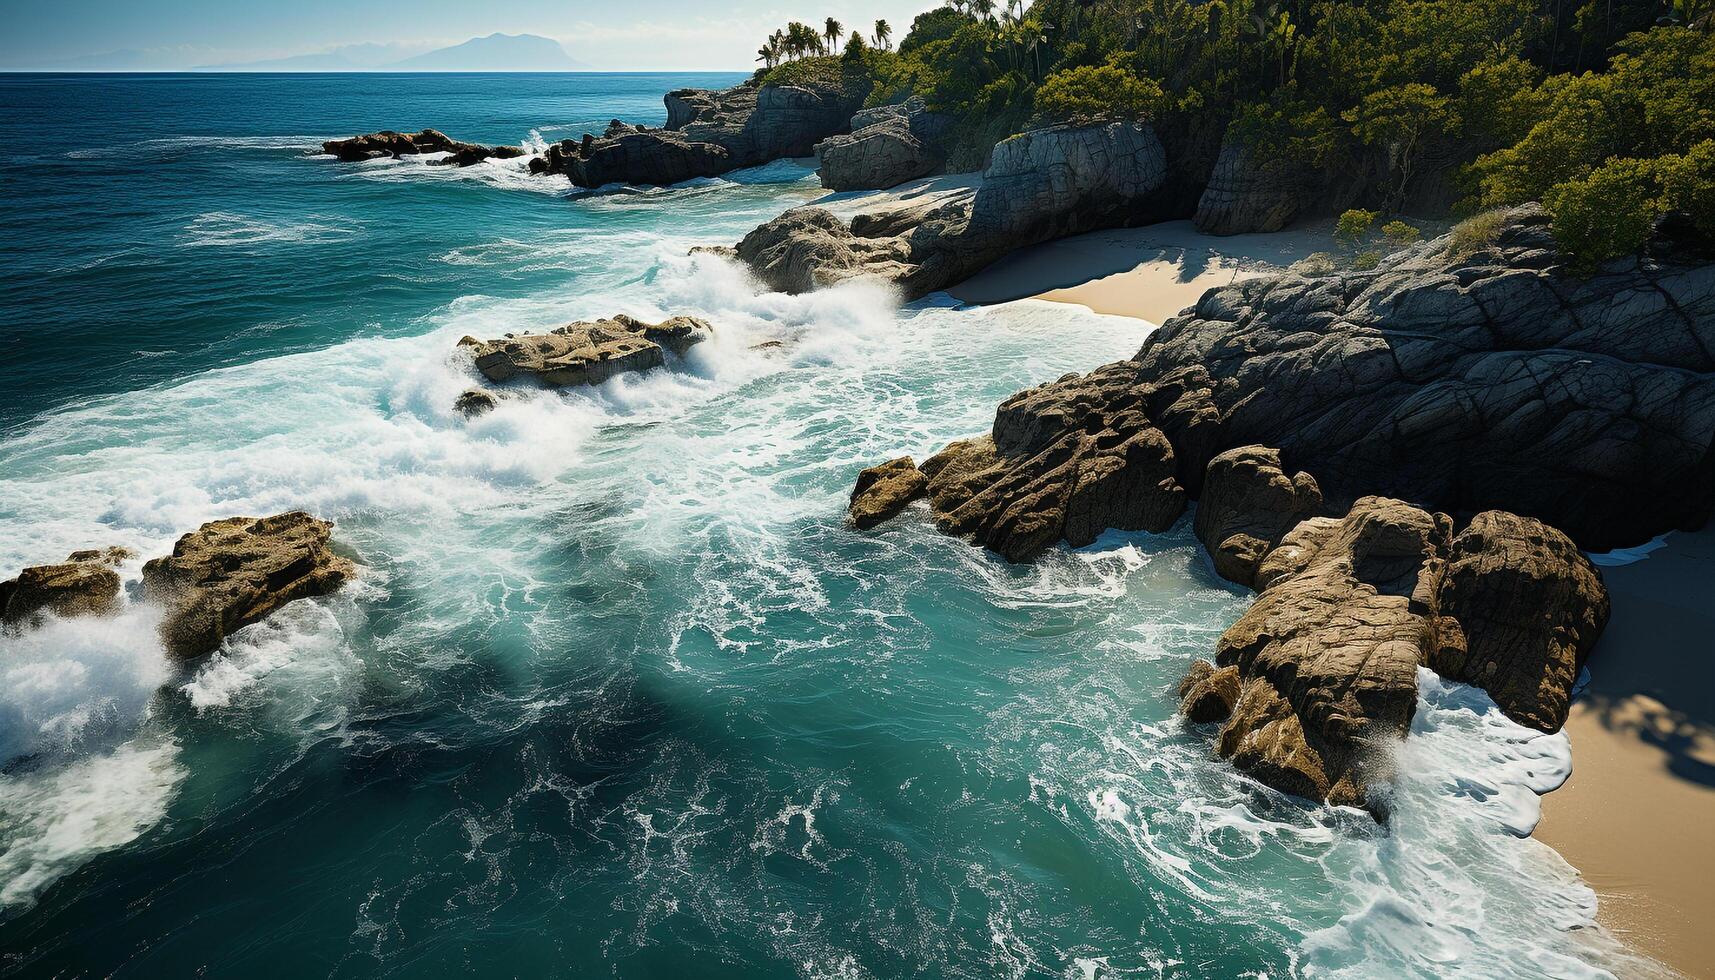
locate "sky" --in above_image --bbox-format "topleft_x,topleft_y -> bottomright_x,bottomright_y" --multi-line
0,0 -> 941,71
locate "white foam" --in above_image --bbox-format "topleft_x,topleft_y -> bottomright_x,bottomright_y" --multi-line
180,210 -> 362,248
0,737 -> 186,908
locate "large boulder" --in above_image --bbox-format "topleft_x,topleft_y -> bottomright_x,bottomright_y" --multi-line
1192,138 -> 1321,235
738,123 -> 1169,301
141,513 -> 354,659
459,314 -> 709,388
814,98 -> 952,192
1194,446 -> 1324,588
916,363 -> 1188,562
1208,497 -> 1455,810
1138,204 -> 1715,550
536,130 -> 733,187
1431,511 -> 1610,731
0,547 -> 132,628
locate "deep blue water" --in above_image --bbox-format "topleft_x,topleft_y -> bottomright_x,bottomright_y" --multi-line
0,74 -> 1650,979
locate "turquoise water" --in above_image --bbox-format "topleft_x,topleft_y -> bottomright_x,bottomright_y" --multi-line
0,74 -> 1649,978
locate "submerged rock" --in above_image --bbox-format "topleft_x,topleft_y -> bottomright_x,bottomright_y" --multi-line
737,123 -> 1169,301
0,547 -> 133,628
142,512 -> 355,660
454,388 -> 500,417
460,314 -> 710,388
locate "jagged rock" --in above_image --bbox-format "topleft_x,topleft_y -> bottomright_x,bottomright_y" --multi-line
1194,446 -> 1324,588
1177,660 -> 1241,723
814,98 -> 952,192
0,547 -> 132,628
141,513 -> 354,659
454,388 -> 499,417
537,81 -> 862,188
1431,511 -> 1610,731
848,457 -> 927,529
1138,204 -> 1715,550
462,314 -> 710,388
912,363 -> 1187,562
737,123 -> 1168,301
321,129 -> 521,167
1209,497 -> 1454,810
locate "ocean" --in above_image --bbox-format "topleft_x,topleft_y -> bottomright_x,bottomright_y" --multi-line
0,73 -> 1648,978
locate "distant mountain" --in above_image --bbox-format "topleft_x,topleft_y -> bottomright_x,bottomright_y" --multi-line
199,42 -> 432,72
386,34 -> 587,71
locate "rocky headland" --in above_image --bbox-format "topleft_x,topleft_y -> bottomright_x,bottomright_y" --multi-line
846,206 -> 1713,813
2,512 -> 354,661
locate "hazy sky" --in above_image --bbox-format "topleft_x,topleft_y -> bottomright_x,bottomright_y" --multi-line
0,0 -> 940,71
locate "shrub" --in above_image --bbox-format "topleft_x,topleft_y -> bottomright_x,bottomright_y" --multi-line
1034,64 -> 1164,126
1661,139 -> 1715,240
1448,209 -> 1509,256
1544,157 -> 1668,268
1336,208 -> 1379,248
1381,220 -> 1422,246
1352,250 -> 1383,270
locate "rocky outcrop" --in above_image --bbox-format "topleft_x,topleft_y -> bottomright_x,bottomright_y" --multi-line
141,512 -> 355,659
814,98 -> 953,192
1137,204 -> 1715,550
0,547 -> 132,628
454,388 -> 499,417
535,82 -> 863,188
848,457 -> 928,529
458,314 -> 710,388
321,129 -> 525,166
1194,447 -> 1324,588
913,363 -> 1187,562
739,123 -> 1169,300
1431,512 -> 1610,731
1178,660 -> 1241,723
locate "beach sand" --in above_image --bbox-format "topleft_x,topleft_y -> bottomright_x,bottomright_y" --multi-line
1538,524 -> 1715,979
956,220 -> 1715,977
948,220 -> 1337,325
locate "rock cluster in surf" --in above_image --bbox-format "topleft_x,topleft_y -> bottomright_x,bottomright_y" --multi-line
849,206 -> 1710,813
2,512 -> 354,661
321,130 -> 526,167
457,314 -> 711,389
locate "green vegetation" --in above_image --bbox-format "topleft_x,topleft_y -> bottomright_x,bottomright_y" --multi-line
750,0 -> 1715,265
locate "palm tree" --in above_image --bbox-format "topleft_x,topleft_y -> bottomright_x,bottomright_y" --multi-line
825,17 -> 844,53
873,18 -> 893,50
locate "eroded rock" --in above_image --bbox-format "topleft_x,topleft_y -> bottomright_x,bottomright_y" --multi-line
848,457 -> 928,529
0,547 -> 132,628
1194,446 -> 1324,588
814,98 -> 951,192
462,314 -> 710,388
321,129 -> 523,166
142,512 -> 354,659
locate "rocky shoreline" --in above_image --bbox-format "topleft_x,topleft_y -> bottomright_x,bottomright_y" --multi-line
847,206 -> 1713,813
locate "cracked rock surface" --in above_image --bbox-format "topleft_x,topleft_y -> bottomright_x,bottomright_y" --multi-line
460,314 -> 710,388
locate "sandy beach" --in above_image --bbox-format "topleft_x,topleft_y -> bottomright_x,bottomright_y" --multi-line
949,219 -> 1337,325
1538,525 -> 1715,979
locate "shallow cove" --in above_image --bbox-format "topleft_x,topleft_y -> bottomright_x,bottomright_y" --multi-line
0,73 -> 1659,978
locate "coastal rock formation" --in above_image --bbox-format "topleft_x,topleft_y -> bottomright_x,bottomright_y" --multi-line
459,314 -> 710,388
739,123 -> 1168,300
1136,204 -> 1715,549
1177,660 -> 1241,723
915,362 -> 1187,562
141,512 -> 355,659
0,547 -> 132,628
454,388 -> 499,417
1194,446 -> 1324,588
848,457 -> 927,529
535,82 -> 862,188
321,129 -> 525,166
1431,512 -> 1610,731
1192,138 -> 1319,235
814,99 -> 952,192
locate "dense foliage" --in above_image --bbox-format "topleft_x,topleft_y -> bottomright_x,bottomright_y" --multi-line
752,0 -> 1714,264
